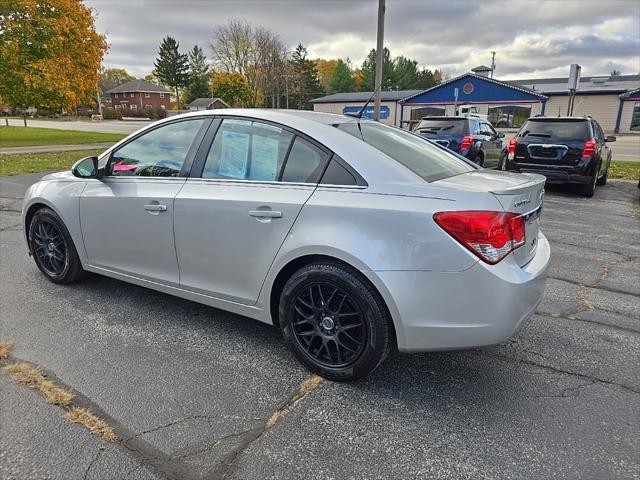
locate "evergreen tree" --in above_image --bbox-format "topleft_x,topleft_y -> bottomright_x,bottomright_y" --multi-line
186,45 -> 210,103
290,44 -> 323,109
360,47 -> 394,91
329,59 -> 353,93
154,36 -> 189,108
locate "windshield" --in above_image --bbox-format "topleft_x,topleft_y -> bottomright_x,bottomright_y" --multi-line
518,119 -> 590,141
413,118 -> 466,135
337,122 -> 475,182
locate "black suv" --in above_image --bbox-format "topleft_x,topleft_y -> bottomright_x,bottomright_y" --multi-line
412,116 -> 505,167
504,116 -> 615,197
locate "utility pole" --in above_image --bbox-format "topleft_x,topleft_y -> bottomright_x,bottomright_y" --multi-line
374,0 -> 385,121
490,51 -> 496,79
96,85 -> 102,116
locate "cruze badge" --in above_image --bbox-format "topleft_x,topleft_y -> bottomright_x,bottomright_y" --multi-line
514,197 -> 531,208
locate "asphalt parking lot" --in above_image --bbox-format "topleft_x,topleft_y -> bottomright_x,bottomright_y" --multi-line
1,175 -> 638,479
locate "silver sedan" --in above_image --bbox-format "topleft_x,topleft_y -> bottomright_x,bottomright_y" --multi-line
22,110 -> 550,381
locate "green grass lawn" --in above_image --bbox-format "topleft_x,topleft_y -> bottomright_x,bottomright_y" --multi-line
0,126 -> 125,148
0,149 -> 103,176
610,161 -> 640,180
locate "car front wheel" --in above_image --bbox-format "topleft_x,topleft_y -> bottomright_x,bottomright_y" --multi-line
28,207 -> 85,284
279,262 -> 392,381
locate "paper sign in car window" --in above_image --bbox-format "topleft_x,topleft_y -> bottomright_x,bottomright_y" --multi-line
249,134 -> 279,180
219,130 -> 249,178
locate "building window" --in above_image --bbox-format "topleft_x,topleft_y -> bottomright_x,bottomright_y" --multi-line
488,105 -> 532,128
160,105 -> 165,109
130,104 -> 137,111
159,93 -> 165,98
145,92 -> 150,98
145,104 -> 152,109
115,105 -> 121,110
630,103 -> 640,132
130,92 -> 134,98
114,93 -> 118,98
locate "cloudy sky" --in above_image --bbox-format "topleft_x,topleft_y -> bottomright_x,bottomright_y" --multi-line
86,0 -> 640,80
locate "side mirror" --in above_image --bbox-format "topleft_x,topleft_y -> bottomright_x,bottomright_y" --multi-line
498,132 -> 506,138
72,156 -> 100,178
605,135 -> 616,143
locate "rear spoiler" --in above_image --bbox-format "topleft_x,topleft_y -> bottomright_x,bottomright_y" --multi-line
489,173 -> 546,196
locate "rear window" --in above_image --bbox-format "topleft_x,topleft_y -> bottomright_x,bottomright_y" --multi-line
337,122 -> 475,183
518,119 -> 591,141
413,118 -> 466,135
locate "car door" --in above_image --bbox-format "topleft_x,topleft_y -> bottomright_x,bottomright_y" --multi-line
592,120 -> 609,176
479,121 -> 502,168
174,118 -> 331,305
80,117 -> 211,286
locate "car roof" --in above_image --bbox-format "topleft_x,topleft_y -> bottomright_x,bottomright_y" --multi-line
527,116 -> 590,122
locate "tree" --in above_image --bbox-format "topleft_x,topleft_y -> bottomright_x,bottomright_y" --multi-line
186,45 -> 210,102
99,68 -> 134,92
154,36 -> 189,108
315,59 -> 338,92
209,20 -> 287,107
289,44 -> 323,109
209,72 -> 251,106
0,0 -> 108,115
330,59 -> 353,93
360,47 -> 394,91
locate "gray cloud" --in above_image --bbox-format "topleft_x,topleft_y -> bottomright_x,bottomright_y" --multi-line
86,0 -> 640,80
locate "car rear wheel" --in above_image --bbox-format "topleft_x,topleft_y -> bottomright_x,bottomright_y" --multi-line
581,172 -> 598,197
597,166 -> 608,186
474,155 -> 484,167
28,207 -> 84,284
279,262 -> 392,381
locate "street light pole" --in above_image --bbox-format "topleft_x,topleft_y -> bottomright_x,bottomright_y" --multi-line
374,0 -> 385,121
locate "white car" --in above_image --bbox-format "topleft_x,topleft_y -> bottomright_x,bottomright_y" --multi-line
22,110 -> 549,381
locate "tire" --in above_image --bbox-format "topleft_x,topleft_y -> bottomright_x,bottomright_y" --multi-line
474,155 -> 484,167
597,166 -> 608,186
499,154 -> 508,171
580,173 -> 597,197
279,262 -> 392,382
28,207 -> 85,284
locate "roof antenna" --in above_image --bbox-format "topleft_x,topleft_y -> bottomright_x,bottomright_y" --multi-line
345,83 -> 382,119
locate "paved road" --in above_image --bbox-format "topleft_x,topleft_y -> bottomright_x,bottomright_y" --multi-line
0,176 -> 638,479
4,118 -> 151,134
0,143 -> 115,155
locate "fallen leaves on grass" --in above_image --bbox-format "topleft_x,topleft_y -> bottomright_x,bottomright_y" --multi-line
66,407 -> 117,442
3,362 -> 74,406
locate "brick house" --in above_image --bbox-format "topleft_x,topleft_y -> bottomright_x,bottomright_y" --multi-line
106,79 -> 171,112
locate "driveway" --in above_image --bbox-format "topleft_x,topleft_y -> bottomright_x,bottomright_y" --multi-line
1,176 -> 638,479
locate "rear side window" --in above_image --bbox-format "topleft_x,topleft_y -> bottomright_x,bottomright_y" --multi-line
202,119 -> 293,181
518,120 -> 590,141
414,118 -> 466,135
320,157 -> 357,186
281,137 -> 329,183
338,122 -> 474,183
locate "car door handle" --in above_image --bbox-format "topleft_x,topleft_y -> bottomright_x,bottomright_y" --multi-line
143,204 -> 167,212
249,210 -> 282,218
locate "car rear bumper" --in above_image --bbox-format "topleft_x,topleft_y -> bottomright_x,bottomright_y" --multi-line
508,161 -> 593,184
376,231 -> 550,352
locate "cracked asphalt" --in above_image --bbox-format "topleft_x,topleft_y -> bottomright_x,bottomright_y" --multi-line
0,174 -> 638,480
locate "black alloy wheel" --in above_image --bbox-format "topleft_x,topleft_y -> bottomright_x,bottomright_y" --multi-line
32,220 -> 67,276
29,207 -> 85,284
290,282 -> 366,368
279,262 -> 392,381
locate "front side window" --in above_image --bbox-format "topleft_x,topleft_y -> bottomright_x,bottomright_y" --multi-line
203,119 -> 293,181
109,118 -> 207,177
338,122 -> 474,182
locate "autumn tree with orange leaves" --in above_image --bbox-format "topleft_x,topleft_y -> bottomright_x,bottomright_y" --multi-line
0,0 -> 108,114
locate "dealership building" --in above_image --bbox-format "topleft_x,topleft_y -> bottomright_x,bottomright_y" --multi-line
311,68 -> 640,133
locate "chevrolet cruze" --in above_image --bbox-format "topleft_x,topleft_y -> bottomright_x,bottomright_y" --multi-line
22,110 -> 550,381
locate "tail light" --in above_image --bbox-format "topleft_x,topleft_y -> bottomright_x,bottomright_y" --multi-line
507,138 -> 517,160
434,211 -> 526,264
581,139 -> 596,159
459,135 -> 473,153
